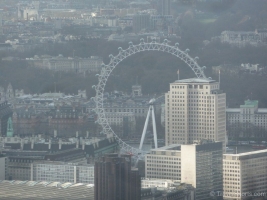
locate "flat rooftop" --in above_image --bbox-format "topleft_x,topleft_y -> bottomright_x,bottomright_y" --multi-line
175,78 -> 216,83
0,180 -> 94,200
152,144 -> 181,151
226,108 -> 267,114
226,149 -> 267,157
224,149 -> 267,160
226,108 -> 240,113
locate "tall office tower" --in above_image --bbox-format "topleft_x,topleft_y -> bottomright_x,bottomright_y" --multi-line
165,78 -> 226,150
94,154 -> 141,200
223,150 -> 267,200
181,141 -> 223,200
0,152 -> 7,180
132,14 -> 150,33
0,101 -> 13,137
0,9 -> 3,35
161,0 -> 171,15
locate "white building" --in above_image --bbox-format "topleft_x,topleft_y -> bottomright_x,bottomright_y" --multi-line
165,78 -> 226,150
104,112 -> 136,127
141,178 -> 178,189
145,141 -> 223,200
31,161 -> 94,184
223,150 -> 267,200
27,55 -> 103,73
240,63 -> 261,73
226,100 -> 267,138
145,144 -> 181,180
220,30 -> 267,47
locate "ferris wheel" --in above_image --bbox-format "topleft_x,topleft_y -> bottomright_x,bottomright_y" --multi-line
92,38 -> 206,160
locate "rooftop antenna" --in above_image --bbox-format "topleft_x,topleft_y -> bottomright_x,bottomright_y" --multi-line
177,70 -> 179,81
136,76 -> 139,85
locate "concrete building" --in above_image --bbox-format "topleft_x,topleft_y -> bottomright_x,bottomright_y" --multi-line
0,101 -> 13,137
8,156 -> 42,180
133,14 -> 150,33
27,55 -> 103,73
165,78 -> 226,149
181,141 -> 223,200
161,0 -> 171,15
145,144 -> 181,180
0,9 -> 3,35
132,84 -> 142,97
94,153 -> 141,200
141,185 -> 195,200
226,100 -> 267,139
1,135 -> 118,181
141,178 -> 178,189
6,83 -> 14,101
240,63 -> 261,73
220,30 -> 267,47
223,150 -> 267,200
104,112 -> 136,137
145,141 -> 222,199
0,153 -> 7,180
31,161 -> 94,184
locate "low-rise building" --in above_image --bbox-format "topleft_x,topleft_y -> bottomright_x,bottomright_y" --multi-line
145,144 -> 181,180
141,178 -> 178,189
0,181 -> 94,200
27,55 -> 103,73
220,30 -> 267,47
31,161 -> 94,184
226,100 -> 267,139
146,141 -> 223,200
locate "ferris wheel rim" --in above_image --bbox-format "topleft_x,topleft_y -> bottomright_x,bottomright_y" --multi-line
94,39 -> 206,160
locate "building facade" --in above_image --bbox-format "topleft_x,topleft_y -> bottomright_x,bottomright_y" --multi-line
165,78 -> 226,149
133,14 -> 150,33
0,153 -> 7,180
0,101 -> 13,137
181,141 -> 223,200
161,0 -> 171,15
141,178 -> 177,189
220,30 -> 267,47
31,161 -> 94,184
223,150 -> 267,200
145,144 -> 181,180
145,141 -> 222,199
226,100 -> 267,139
28,55 -> 103,73
94,153 -> 141,200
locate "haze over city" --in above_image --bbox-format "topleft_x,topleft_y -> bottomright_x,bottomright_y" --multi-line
0,0 -> 267,200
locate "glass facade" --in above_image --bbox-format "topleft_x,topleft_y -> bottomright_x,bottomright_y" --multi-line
32,162 -> 94,184
195,143 -> 223,200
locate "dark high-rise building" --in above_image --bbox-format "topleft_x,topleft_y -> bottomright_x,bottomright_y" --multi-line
133,14 -> 150,33
94,153 -> 141,200
161,0 -> 171,15
0,101 -> 13,137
